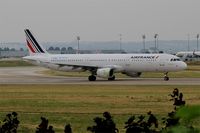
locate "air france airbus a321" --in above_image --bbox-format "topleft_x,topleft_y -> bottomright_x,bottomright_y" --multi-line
23,29 -> 187,81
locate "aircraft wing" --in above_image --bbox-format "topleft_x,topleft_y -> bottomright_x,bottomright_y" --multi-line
55,63 -> 123,72
57,63 -> 97,71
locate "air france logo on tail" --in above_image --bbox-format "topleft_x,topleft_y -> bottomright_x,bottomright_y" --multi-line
24,29 -> 45,54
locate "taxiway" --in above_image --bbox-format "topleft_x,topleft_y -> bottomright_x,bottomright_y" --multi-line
0,67 -> 199,85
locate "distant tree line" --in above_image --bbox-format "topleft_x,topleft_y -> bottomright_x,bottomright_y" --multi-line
0,46 -> 74,52
0,47 -> 74,52
0,47 -> 25,51
48,47 -> 74,51
0,88 -> 199,133
47,47 -> 75,54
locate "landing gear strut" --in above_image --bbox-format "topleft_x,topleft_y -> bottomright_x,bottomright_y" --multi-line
164,72 -> 169,81
88,75 -> 96,81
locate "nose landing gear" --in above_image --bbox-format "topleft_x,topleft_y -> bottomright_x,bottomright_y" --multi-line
164,72 -> 169,81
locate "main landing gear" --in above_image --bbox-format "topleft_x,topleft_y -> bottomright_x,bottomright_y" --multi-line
108,75 -> 115,81
164,72 -> 169,81
88,75 -> 96,81
88,75 -> 116,81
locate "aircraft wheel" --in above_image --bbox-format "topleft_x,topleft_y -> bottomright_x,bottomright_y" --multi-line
164,76 -> 169,81
108,75 -> 115,81
88,75 -> 96,81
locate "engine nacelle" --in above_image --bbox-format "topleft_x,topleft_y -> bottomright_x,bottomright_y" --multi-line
124,72 -> 142,77
96,68 -> 114,78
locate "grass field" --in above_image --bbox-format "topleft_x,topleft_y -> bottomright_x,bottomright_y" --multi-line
0,59 -> 34,67
0,84 -> 200,132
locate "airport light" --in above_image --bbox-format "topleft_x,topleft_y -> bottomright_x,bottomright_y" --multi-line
197,34 -> 199,51
157,34 -> 159,49
119,34 -> 122,53
187,34 -> 190,51
154,34 -> 158,51
142,34 -> 146,50
0,43 -> 1,58
77,36 -> 80,54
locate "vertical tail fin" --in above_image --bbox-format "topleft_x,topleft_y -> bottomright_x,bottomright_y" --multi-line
24,29 -> 48,55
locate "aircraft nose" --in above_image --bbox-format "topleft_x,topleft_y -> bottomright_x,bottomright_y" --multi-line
181,62 -> 187,70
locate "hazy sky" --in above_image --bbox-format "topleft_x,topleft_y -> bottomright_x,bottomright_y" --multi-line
0,0 -> 200,42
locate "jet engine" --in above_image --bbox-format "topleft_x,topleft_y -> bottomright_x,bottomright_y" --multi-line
96,68 -> 114,78
123,72 -> 142,77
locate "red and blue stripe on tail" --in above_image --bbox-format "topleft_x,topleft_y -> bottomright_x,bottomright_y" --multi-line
24,29 -> 47,55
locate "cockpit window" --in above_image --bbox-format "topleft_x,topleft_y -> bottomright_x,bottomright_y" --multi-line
170,58 -> 181,61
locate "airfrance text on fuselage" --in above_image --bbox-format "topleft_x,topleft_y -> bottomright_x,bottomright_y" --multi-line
131,56 -> 159,59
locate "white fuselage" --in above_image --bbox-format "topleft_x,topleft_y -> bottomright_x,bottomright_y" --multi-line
23,53 -> 187,73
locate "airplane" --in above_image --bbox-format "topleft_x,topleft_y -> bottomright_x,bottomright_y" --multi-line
23,29 -> 187,81
176,51 -> 200,61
